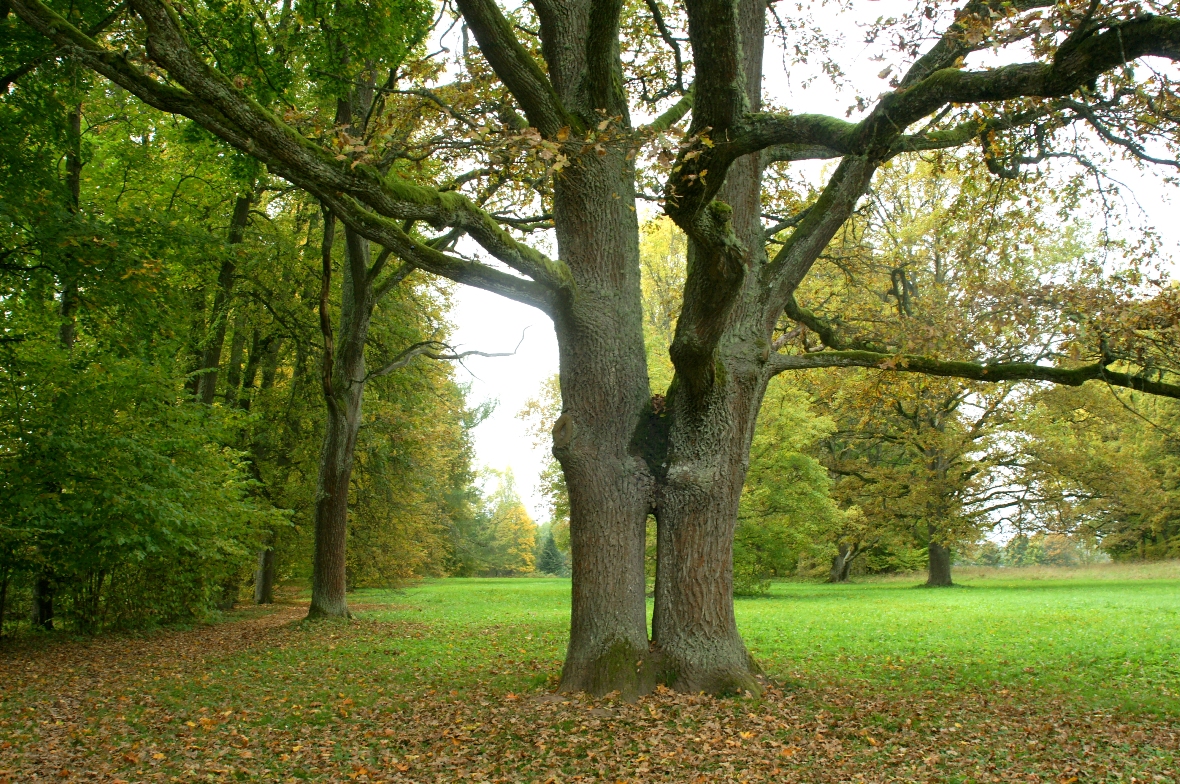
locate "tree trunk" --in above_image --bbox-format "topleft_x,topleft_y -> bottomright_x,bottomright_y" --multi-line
197,193 -> 251,405
551,147 -> 654,698
927,540 -> 953,586
653,355 -> 768,694
308,221 -> 372,619
31,575 -> 53,630
828,543 -> 857,583
650,0 -> 767,695
255,547 -> 276,604
223,311 -> 247,405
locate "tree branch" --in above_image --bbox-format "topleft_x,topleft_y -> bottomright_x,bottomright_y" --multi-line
453,0 -> 575,136
769,349 -> 1180,400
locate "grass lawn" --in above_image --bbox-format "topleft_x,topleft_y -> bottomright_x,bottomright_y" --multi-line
2,565 -> 1178,782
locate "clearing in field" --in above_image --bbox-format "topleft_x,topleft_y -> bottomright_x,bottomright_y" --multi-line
2,566 -> 1178,783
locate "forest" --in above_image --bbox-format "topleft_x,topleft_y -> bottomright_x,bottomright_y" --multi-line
2,0 -> 1180,779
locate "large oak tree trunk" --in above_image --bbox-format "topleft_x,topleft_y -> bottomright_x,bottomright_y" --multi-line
927,540 -> 953,586
308,225 -> 372,619
653,331 -> 769,693
551,148 -> 655,698
651,0 -> 767,694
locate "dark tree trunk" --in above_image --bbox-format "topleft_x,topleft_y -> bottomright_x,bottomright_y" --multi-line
260,335 -> 283,391
828,543 -> 857,583
927,541 -> 953,586
223,311 -> 247,404
308,219 -> 373,619
197,193 -> 251,405
255,547 -> 276,604
551,147 -> 654,698
237,328 -> 263,408
31,575 -> 53,630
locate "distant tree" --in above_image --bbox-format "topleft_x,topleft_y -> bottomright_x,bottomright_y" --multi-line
538,534 -> 568,576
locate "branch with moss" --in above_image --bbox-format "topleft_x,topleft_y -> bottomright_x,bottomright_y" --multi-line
9,0 -> 572,301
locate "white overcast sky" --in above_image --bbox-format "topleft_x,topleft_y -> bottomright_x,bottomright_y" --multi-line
439,1 -> 1180,522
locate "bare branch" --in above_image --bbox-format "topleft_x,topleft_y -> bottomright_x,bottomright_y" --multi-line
769,349 -> 1180,400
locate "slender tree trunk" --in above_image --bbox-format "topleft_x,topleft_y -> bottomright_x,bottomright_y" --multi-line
59,103 -> 82,350
197,193 -> 251,404
223,311 -> 247,404
255,547 -> 276,604
34,104 -> 85,633
551,146 -> 654,697
308,219 -> 372,619
927,540 -> 953,586
260,335 -> 283,391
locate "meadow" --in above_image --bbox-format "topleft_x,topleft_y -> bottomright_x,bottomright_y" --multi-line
1,565 -> 1178,782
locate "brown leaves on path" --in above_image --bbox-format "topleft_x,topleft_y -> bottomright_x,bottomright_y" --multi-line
1,608 -> 1177,784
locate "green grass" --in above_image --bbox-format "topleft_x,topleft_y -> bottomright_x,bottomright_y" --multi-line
359,568 -> 1180,715
3,568 -> 1178,782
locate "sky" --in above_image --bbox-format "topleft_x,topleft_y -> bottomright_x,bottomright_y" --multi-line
441,2 -> 1180,523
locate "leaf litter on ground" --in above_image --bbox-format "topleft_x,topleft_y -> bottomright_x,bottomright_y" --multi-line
1,602 -> 1177,783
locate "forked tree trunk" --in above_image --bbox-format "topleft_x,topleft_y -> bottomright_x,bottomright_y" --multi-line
650,0 -> 767,694
828,543 -> 857,583
551,145 -> 654,698
308,224 -> 373,619
927,541 -> 953,586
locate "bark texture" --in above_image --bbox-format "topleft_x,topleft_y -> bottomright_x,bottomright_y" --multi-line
651,0 -> 767,695
308,221 -> 372,620
550,138 -> 654,699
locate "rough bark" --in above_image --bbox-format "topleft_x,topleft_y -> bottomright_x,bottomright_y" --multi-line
196,193 -> 250,405
927,541 -> 954,586
254,547 -> 276,604
307,214 -> 373,620
651,0 -> 766,695
551,146 -> 654,699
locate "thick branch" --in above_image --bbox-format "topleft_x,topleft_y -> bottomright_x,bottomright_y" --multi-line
769,350 -> 1180,400
453,0 -> 575,135
10,0 -> 571,294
